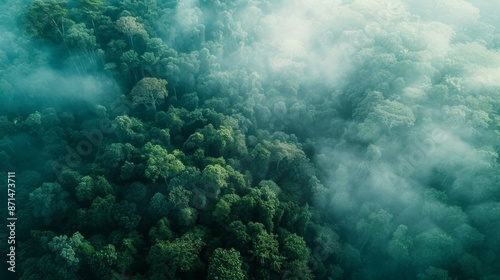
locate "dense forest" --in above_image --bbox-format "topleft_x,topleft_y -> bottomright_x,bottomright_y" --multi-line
1,0 -> 500,279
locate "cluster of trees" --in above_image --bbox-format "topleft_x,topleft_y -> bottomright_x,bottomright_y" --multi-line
0,0 -> 499,279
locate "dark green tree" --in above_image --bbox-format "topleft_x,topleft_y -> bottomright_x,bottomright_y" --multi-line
29,182 -> 71,225
208,248 -> 245,280
147,231 -> 205,278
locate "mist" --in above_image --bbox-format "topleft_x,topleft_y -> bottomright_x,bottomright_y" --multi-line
1,0 -> 499,279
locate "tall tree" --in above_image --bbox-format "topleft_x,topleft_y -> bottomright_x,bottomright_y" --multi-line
130,77 -> 168,110
26,0 -> 70,42
115,16 -> 147,49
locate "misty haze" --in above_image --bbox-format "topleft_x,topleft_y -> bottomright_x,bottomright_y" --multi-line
0,0 -> 499,279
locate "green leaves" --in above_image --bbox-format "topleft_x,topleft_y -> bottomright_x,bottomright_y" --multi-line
115,16 -> 147,48
75,175 -> 113,202
29,182 -> 70,225
25,111 -> 42,127
372,99 -> 416,129
213,194 -> 240,224
208,248 -> 245,280
26,0 -> 69,42
387,225 -> 413,264
149,192 -> 169,217
130,78 -> 168,110
202,164 -> 229,199
147,231 -> 205,277
149,217 -> 174,243
413,229 -> 457,268
143,142 -> 185,183
250,230 -> 284,272
65,23 -> 96,52
89,244 -> 118,278
168,185 -> 192,209
48,235 -> 80,268
77,194 -> 115,232
280,232 -> 310,262
111,200 -> 141,230
76,0 -> 102,12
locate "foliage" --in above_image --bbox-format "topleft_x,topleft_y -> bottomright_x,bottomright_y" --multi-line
28,182 -> 71,225
7,0 -> 500,279
208,248 -> 245,280
143,142 -> 185,184
130,77 -> 168,110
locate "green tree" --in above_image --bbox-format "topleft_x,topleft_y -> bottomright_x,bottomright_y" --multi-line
77,194 -> 115,232
369,99 -> 416,130
208,248 -> 245,280
95,143 -> 127,172
47,235 -> 80,270
113,115 -> 148,146
280,231 -> 310,262
29,182 -> 71,225
130,77 -> 168,110
75,0 -> 102,15
25,111 -> 42,128
248,143 -> 271,180
111,200 -> 141,230
168,185 -> 192,209
75,176 -> 95,201
183,131 -> 205,153
21,254 -> 78,280
121,50 -> 140,80
47,232 -> 93,272
412,229 -> 457,268
141,52 -> 159,75
26,0 -> 70,43
281,260 -> 314,280
75,175 -> 113,203
213,194 -> 241,225
149,192 -> 170,218
236,184 -> 280,231
387,224 -> 413,264
250,229 -> 284,273
149,217 -> 175,243
65,23 -> 96,55
143,142 -> 185,184
89,244 -> 118,279
115,16 -> 147,48
202,164 -> 229,199
176,207 -> 197,228
147,231 -> 205,278
355,209 -> 393,254
113,232 -> 144,274
207,125 -> 234,156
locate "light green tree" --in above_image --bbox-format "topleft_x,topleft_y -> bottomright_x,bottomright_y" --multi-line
143,142 -> 185,184
115,16 -> 147,48
130,78 -> 168,110
202,164 -> 229,199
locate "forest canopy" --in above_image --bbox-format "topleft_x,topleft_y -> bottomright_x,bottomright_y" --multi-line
1,0 -> 500,279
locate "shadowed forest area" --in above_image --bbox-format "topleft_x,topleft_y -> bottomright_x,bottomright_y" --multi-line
0,0 -> 500,279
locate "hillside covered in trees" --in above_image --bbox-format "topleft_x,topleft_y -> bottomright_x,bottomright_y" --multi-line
1,0 -> 500,279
